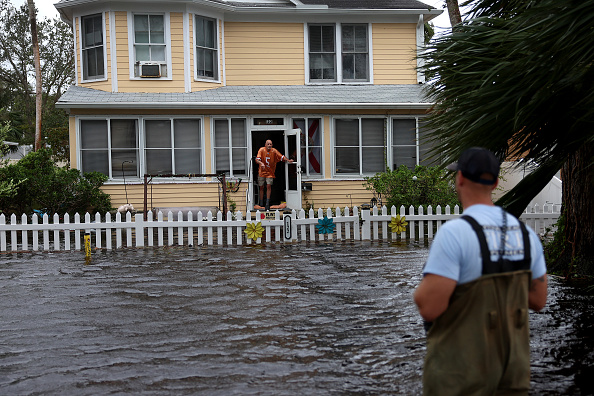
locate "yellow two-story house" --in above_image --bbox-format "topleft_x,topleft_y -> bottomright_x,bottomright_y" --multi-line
55,0 -> 442,212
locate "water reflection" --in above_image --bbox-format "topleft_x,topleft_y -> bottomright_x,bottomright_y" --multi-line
0,242 -> 592,395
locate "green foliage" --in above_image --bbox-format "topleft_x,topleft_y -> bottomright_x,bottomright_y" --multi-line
419,0 -> 594,217
0,148 -> 111,216
364,165 -> 460,211
542,212 -> 567,274
0,3 -> 74,154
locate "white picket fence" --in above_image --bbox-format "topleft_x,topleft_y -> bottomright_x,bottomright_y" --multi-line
0,204 -> 560,253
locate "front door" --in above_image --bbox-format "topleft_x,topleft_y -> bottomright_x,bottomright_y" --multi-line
250,130 -> 301,210
284,128 -> 301,210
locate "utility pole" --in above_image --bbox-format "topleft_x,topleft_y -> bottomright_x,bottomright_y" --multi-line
27,0 -> 42,151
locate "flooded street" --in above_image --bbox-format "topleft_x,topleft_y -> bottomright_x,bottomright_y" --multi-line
1,242 -> 592,395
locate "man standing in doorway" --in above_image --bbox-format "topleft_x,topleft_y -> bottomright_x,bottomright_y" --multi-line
413,147 -> 547,395
255,139 -> 294,211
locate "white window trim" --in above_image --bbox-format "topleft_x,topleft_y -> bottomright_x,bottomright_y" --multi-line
127,12 -> 173,81
388,116 -> 422,170
141,116 -> 205,178
77,116 -> 140,180
331,116 -> 386,178
78,12 -> 108,83
305,23 -> 373,85
192,14 -> 221,83
77,116 -> 205,182
211,117 -> 249,178
291,116 -> 324,179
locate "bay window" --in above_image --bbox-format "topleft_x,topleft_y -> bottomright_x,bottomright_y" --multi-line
133,14 -> 167,77
195,15 -> 218,80
81,14 -> 105,81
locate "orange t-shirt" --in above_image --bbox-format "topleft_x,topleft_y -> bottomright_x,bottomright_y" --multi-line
257,147 -> 285,178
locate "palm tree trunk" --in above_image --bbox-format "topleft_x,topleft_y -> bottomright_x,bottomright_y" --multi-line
558,141 -> 594,277
446,0 -> 462,27
27,0 -> 42,151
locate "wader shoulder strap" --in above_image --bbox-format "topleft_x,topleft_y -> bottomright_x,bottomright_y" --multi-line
460,215 -> 531,275
460,215 -> 491,275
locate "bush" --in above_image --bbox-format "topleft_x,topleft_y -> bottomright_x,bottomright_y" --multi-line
0,148 -> 112,216
364,165 -> 460,210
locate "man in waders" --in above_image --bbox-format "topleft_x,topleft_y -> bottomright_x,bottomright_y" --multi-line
414,147 -> 547,395
255,139 -> 293,211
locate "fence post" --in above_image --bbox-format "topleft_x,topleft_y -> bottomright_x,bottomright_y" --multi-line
361,209 -> 371,240
135,213 -> 144,247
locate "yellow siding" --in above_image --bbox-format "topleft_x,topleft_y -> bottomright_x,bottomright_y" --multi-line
69,116 -> 77,168
224,22 -> 305,86
102,180 -> 373,213
372,23 -> 418,84
303,180 -> 374,209
102,182 -> 222,210
113,12 -> 186,93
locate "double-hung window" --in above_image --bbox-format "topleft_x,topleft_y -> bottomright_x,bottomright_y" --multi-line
145,119 -> 202,175
309,25 -> 336,82
308,23 -> 370,83
80,119 -> 139,178
195,15 -> 218,80
334,118 -> 385,176
81,14 -> 105,81
341,24 -> 369,81
213,118 -> 248,177
133,14 -> 167,77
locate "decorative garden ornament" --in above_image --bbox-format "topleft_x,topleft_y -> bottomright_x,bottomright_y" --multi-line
316,216 -> 335,234
389,215 -> 408,234
244,222 -> 264,240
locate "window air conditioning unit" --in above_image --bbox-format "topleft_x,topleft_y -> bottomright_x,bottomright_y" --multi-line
139,62 -> 161,78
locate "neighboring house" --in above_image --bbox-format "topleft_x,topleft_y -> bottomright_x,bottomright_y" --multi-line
55,0 -> 442,212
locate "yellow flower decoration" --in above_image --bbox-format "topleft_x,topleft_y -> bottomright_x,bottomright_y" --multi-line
244,221 -> 264,240
389,215 -> 408,234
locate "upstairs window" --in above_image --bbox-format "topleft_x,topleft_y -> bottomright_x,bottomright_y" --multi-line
133,14 -> 167,77
81,14 -> 105,81
308,23 -> 370,83
309,25 -> 336,82
341,24 -> 369,81
195,15 -> 218,80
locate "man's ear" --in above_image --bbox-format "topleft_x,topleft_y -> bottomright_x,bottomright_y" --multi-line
491,178 -> 499,190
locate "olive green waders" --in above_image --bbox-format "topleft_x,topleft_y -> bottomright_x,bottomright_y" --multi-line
422,215 -> 533,396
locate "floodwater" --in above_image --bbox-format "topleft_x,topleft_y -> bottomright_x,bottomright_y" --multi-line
1,242 -> 592,395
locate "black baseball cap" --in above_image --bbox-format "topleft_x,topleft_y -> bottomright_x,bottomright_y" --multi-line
446,147 -> 500,185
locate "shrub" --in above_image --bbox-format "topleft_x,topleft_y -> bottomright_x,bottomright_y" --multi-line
364,165 -> 460,211
0,148 -> 111,216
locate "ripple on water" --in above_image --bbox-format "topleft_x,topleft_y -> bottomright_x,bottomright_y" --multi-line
0,243 -> 592,395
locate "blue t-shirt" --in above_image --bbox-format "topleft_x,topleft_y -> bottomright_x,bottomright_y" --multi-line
423,204 -> 546,284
